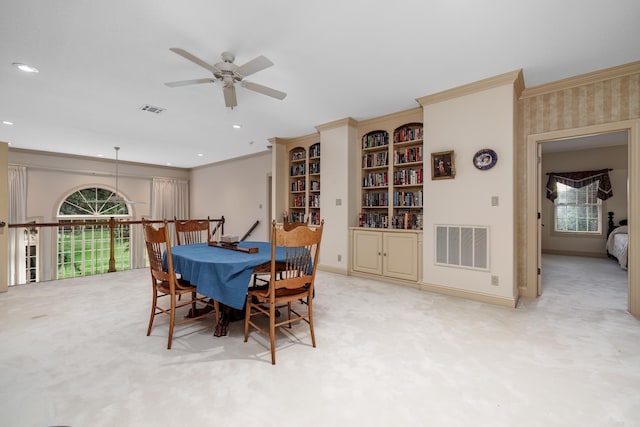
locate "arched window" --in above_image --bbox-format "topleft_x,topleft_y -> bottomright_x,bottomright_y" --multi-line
59,187 -> 130,217
57,187 -> 131,279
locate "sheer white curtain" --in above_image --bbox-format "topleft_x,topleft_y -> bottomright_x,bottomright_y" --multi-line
8,166 -> 27,286
151,178 -> 189,220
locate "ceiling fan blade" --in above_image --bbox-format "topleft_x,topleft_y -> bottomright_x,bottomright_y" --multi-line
165,78 -> 215,87
235,55 -> 273,78
223,85 -> 237,108
169,48 -> 221,74
241,81 -> 287,100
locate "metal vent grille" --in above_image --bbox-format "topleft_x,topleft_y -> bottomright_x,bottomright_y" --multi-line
435,225 -> 489,270
140,104 -> 165,114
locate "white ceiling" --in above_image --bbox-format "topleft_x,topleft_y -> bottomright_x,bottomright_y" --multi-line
1,0 -> 639,168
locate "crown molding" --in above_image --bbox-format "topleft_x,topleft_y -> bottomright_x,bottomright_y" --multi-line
315,117 -> 358,132
417,69 -> 523,106
520,61 -> 640,99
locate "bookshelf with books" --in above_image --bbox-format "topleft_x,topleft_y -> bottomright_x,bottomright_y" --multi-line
289,146 -> 307,223
357,116 -> 423,230
391,122 -> 424,230
360,129 -> 390,228
351,108 -> 423,285
308,142 -> 321,225
287,140 -> 321,225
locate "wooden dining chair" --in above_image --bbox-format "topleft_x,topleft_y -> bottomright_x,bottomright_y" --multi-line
244,219 -> 324,364
252,218 -> 309,288
143,219 -> 217,349
174,216 -> 210,245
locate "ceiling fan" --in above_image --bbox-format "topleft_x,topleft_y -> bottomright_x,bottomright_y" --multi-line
165,48 -> 287,108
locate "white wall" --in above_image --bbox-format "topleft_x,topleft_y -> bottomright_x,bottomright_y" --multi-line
422,83 -> 516,302
541,144 -> 628,255
0,142 -> 8,292
316,120 -> 358,273
8,150 -> 189,222
190,151 -> 271,242
8,149 -> 190,281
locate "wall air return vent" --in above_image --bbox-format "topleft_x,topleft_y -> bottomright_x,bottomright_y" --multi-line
140,104 -> 165,114
435,225 -> 489,271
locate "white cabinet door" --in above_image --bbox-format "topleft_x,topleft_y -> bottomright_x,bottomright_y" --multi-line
352,230 -> 383,275
383,232 -> 418,281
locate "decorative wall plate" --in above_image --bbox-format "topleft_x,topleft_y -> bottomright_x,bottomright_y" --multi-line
473,149 -> 497,170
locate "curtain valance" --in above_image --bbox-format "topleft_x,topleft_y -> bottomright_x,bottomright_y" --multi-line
545,169 -> 613,202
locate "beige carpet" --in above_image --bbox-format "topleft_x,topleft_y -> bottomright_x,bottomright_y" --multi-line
0,254 -> 638,427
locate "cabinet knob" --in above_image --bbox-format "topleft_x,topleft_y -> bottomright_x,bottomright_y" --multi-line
378,252 -> 381,256
383,253 -> 387,256
0,221 -> 6,227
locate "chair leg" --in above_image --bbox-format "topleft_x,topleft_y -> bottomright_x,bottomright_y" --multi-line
147,290 -> 158,336
168,296 -> 176,350
308,295 -> 316,348
269,302 -> 276,365
243,296 -> 251,342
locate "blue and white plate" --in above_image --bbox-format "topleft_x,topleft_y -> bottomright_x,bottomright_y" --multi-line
473,149 -> 497,170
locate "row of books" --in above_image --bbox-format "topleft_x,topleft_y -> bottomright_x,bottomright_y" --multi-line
391,213 -> 423,230
290,149 -> 305,161
309,143 -> 321,158
393,191 -> 423,207
362,192 -> 388,207
394,146 -> 423,164
362,131 -> 389,149
291,179 -> 305,192
290,211 -> 306,222
290,195 -> 305,207
362,151 -> 389,168
308,212 -> 321,225
359,212 -> 389,228
393,126 -> 423,143
290,164 -> 305,177
362,172 -> 388,188
393,168 -> 423,185
309,161 -> 320,174
309,194 -> 320,208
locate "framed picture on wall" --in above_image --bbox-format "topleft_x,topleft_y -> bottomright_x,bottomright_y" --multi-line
431,150 -> 455,180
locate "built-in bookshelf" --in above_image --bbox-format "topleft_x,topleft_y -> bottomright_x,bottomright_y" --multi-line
288,142 -> 321,225
359,121 -> 423,229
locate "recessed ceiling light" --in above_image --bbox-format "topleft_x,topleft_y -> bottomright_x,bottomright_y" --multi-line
12,62 -> 39,73
197,153 -> 204,157
2,120 -> 14,125
232,124 -> 242,129
166,162 -> 172,166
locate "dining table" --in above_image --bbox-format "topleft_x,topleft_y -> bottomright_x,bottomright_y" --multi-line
169,241 -> 285,311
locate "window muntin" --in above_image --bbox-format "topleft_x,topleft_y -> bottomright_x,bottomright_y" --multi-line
57,187 -> 131,278
554,182 -> 602,234
59,187 -> 129,217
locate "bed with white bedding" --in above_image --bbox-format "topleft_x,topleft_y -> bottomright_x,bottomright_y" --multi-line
606,225 -> 628,270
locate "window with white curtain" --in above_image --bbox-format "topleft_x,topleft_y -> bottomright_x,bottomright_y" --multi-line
553,181 -> 602,234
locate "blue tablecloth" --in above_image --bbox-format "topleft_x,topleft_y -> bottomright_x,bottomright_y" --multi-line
168,241 -> 283,310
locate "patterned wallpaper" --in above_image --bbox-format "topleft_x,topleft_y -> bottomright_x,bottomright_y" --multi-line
516,65 -> 640,295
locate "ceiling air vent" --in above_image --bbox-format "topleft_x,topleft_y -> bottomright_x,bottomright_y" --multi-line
140,104 -> 165,114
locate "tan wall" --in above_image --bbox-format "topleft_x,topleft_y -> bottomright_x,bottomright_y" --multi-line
420,73 -> 520,305
517,63 -> 640,295
190,151 -> 272,242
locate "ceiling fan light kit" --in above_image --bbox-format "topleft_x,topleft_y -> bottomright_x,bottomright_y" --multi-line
165,48 -> 287,109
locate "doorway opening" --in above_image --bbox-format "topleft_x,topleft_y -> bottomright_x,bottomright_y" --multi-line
526,120 -> 639,316
539,130 -> 628,301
